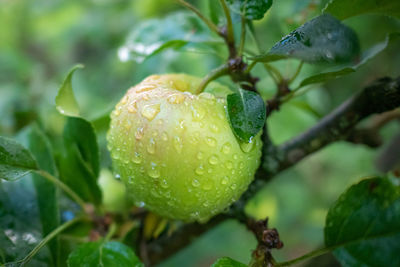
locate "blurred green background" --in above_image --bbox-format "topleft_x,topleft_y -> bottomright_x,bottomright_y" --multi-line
1,0 -> 399,266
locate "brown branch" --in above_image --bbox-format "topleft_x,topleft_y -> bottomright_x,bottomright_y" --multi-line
147,76 -> 400,265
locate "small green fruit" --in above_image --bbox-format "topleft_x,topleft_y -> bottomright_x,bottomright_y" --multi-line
98,169 -> 128,213
107,74 -> 262,222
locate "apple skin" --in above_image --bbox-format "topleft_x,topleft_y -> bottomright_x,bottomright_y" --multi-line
107,74 -> 262,222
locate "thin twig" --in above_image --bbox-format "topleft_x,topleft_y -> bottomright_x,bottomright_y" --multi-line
177,0 -> 220,35
36,170 -> 87,211
238,14 -> 247,56
196,63 -> 231,94
17,216 -> 84,266
288,61 -> 304,84
219,0 -> 236,58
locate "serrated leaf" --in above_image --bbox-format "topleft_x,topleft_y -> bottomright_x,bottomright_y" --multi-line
211,257 -> 247,267
323,0 -> 400,20
118,11 -> 222,63
253,14 -> 360,63
227,89 -> 266,143
18,124 -> 60,266
299,32 -> 400,87
0,136 -> 38,181
227,0 -> 273,20
325,177 -> 400,267
58,117 -> 102,205
55,64 -> 83,117
67,241 -> 143,267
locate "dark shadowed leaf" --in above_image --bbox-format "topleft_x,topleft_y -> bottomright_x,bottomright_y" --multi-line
211,257 -> 247,267
253,14 -> 359,63
18,124 -> 60,266
323,0 -> 400,20
325,177 -> 400,267
58,117 -> 102,205
226,0 -> 273,20
118,11 -> 222,63
299,32 -> 400,87
67,241 -> 143,267
0,178 -> 51,266
227,89 -> 266,143
55,64 -> 83,117
0,136 -> 38,181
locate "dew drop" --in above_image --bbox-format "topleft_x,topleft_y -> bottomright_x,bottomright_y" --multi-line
173,136 -> 183,153
239,162 -> 245,169
202,179 -> 213,191
121,95 -> 129,104
135,127 -> 144,140
161,179 -> 169,189
195,165 -> 205,175
191,105 -> 206,121
233,153 -> 239,160
221,176 -> 229,185
205,137 -> 217,147
231,184 -> 237,190
113,109 -> 121,116
147,138 -> 156,154
148,162 -> 160,178
210,124 -> 219,133
128,102 -> 137,113
192,179 -> 200,187
136,201 -> 145,208
198,92 -> 216,103
161,131 -> 168,141
132,152 -> 141,163
115,174 -> 121,180
208,155 -> 219,165
225,161 -> 233,169
136,85 -> 155,93
141,103 -> 160,121
167,93 -> 185,104
222,142 -> 232,154
240,140 -> 254,153
197,151 -> 204,160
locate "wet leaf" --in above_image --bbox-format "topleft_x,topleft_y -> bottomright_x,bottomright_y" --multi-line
227,89 -> 266,143
18,124 -> 60,266
211,257 -> 247,267
0,178 -> 51,266
226,0 -> 273,20
55,64 -> 83,117
253,14 -> 360,63
323,0 -> 400,20
325,177 -> 400,267
67,241 -> 143,267
58,117 -> 102,205
0,136 -> 38,181
299,32 -> 400,87
118,11 -> 222,63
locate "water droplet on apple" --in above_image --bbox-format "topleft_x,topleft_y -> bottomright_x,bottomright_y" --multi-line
141,103 -> 160,121
173,136 -> 183,153
192,179 -> 200,187
195,165 -> 205,175
147,138 -> 156,154
208,155 -> 219,165
222,142 -> 231,154
205,137 -> 217,147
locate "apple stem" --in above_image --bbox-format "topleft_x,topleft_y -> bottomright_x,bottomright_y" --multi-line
197,63 -> 231,94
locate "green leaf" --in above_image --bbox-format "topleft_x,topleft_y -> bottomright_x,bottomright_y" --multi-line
299,32 -> 400,87
325,177 -> 400,267
58,117 -> 102,205
0,178 -> 52,266
55,64 -> 83,117
209,0 -> 223,25
226,0 -> 273,20
67,241 -> 143,267
18,124 -> 60,266
227,89 -> 266,143
253,14 -> 360,63
211,257 -> 247,267
118,11 -> 222,63
323,0 -> 400,20
0,136 -> 38,181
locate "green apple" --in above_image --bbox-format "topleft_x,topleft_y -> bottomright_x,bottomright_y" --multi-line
98,169 -> 129,213
107,74 -> 262,222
